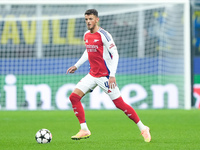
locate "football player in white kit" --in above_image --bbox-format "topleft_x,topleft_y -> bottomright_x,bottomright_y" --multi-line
67,9 -> 151,142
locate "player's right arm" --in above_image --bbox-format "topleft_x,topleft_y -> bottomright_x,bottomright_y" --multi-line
66,66 -> 77,74
66,49 -> 88,74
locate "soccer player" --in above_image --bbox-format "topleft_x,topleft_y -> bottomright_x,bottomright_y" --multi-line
66,9 -> 151,142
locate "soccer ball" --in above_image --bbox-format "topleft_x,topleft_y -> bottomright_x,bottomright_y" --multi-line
35,129 -> 52,144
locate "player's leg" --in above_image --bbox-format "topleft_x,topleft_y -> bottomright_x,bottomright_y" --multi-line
69,88 -> 91,140
96,77 -> 151,142
69,74 -> 96,140
69,88 -> 85,123
112,96 -> 151,142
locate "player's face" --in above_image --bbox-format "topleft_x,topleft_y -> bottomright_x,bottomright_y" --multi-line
85,14 -> 99,32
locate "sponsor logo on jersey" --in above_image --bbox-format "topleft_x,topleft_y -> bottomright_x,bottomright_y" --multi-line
86,45 -> 98,49
86,45 -> 98,52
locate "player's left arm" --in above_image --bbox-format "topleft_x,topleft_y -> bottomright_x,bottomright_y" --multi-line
103,32 -> 119,89
108,46 -> 119,89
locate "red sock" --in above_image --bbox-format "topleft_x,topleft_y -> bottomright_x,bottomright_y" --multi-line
113,97 -> 140,124
69,93 -> 85,124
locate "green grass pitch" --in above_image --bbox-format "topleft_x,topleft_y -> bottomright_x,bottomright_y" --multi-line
0,109 -> 199,150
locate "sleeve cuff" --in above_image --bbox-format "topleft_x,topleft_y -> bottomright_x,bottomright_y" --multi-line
109,73 -> 115,77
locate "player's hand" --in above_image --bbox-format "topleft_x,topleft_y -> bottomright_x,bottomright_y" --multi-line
66,66 -> 77,74
108,76 -> 116,89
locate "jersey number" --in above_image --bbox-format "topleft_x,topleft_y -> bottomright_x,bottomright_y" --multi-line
104,81 -> 109,89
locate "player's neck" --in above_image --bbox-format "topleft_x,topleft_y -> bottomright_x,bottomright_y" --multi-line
90,26 -> 99,34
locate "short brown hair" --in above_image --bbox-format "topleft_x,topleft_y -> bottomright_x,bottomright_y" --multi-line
85,9 -> 98,17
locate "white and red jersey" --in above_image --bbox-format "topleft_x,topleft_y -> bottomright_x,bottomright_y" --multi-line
75,28 -> 119,77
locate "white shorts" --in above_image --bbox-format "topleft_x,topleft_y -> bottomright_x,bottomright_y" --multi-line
75,74 -> 121,100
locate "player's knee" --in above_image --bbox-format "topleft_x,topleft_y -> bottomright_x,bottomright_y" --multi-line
69,93 -> 81,104
113,97 -> 126,109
